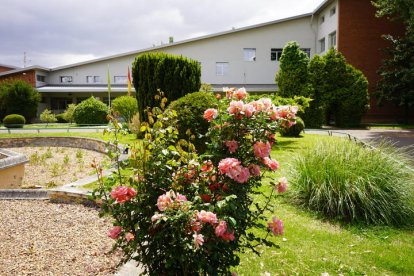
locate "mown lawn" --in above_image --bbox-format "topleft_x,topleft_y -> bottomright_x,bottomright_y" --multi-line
234,134 -> 414,275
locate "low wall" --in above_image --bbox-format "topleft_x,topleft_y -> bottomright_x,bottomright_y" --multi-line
0,137 -> 113,154
0,149 -> 28,189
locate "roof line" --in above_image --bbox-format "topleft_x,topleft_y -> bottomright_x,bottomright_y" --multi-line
0,65 -> 50,77
51,12 -> 313,71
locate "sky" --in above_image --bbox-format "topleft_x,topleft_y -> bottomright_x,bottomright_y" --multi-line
0,0 -> 324,68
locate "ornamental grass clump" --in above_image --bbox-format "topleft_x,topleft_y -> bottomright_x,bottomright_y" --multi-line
93,88 -> 298,275
289,139 -> 414,225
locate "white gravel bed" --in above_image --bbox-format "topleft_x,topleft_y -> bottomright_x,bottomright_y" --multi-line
0,200 -> 123,275
7,147 -> 109,188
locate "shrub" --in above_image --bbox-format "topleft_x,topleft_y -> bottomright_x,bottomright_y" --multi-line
315,49 -> 369,127
73,97 -> 108,125
289,139 -> 414,225
132,52 -> 201,120
93,89 -> 297,275
275,41 -> 311,98
111,96 -> 138,123
62,103 -> 76,123
56,114 -> 67,123
0,80 -> 40,122
167,91 -> 218,153
3,114 -> 26,128
40,109 -> 57,125
279,117 -> 304,137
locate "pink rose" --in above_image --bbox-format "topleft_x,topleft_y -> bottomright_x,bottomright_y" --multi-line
157,193 -> 173,211
225,140 -> 239,153
234,87 -> 247,100
242,103 -> 255,117
197,210 -> 218,225
259,98 -> 273,110
253,141 -> 271,158
193,233 -> 204,249
107,226 -> 122,239
263,157 -> 279,171
218,158 -> 240,174
227,100 -> 244,115
268,216 -> 284,236
175,193 -> 188,202
201,160 -> 214,172
215,220 -> 228,237
248,164 -> 261,176
151,213 -> 165,222
125,232 -> 135,241
203,108 -> 218,122
228,166 -> 250,184
250,100 -> 264,112
276,177 -> 288,193
221,231 -> 235,241
110,186 -> 137,204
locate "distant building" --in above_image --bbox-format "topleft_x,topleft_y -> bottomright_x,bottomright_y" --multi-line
0,0 -> 409,122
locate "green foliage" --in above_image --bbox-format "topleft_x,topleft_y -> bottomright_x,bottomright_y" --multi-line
111,95 -> 138,123
308,49 -> 369,127
62,103 -> 76,123
275,41 -> 311,98
39,109 -> 57,125
279,117 -> 305,137
73,97 -> 108,125
289,138 -> 414,225
132,52 -> 201,120
0,80 -> 40,122
3,114 -> 26,128
167,91 -> 218,153
55,113 -> 67,123
373,0 -> 414,123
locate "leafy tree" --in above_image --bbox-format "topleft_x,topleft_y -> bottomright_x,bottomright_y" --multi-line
111,95 -> 138,123
73,97 -> 108,125
39,109 -> 57,126
310,49 -> 369,127
62,103 -> 76,123
372,0 -> 414,122
0,80 -> 40,122
275,41 -> 311,98
306,55 -> 327,128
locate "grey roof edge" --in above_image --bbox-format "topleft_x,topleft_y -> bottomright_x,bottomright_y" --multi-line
51,12 -> 313,71
0,65 -> 51,77
0,63 -> 20,70
312,0 -> 335,15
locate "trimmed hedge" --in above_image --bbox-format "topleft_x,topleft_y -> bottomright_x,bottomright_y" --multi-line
279,117 -> 305,137
132,52 -> 201,120
73,97 -> 108,125
3,114 -> 26,128
167,91 -> 218,153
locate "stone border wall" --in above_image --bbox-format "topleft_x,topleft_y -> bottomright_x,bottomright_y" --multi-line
0,137 -> 114,154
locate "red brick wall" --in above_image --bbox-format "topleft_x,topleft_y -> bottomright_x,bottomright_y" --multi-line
337,0 -> 411,123
0,70 -> 36,87
0,66 -> 15,73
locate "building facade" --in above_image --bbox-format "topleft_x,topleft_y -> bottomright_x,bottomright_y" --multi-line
0,0 -> 409,122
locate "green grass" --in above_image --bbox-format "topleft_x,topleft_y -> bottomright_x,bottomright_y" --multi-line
233,134 -> 414,275
366,123 -> 414,130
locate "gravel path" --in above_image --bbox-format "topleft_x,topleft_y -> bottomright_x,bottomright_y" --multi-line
0,200 -> 123,275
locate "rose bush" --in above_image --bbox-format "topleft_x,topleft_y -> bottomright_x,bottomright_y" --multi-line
93,88 -> 297,275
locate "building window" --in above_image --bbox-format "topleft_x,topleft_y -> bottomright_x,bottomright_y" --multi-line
216,62 -> 229,76
301,48 -> 311,58
330,6 -> 336,16
86,76 -> 100,83
319,38 -> 326,53
51,97 -> 73,111
60,76 -> 73,83
114,76 -> 127,84
243,48 -> 256,61
320,16 -> 325,24
329,31 -> 337,48
36,75 -> 46,82
271,48 -> 283,61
